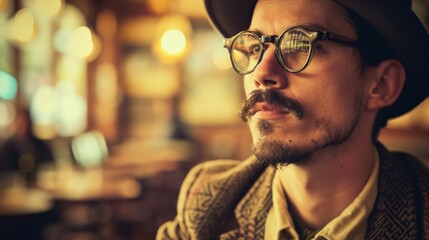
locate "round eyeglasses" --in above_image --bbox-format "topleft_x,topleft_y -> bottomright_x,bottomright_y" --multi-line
223,26 -> 359,75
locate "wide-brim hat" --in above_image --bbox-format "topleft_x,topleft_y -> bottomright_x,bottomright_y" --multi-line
204,0 -> 429,119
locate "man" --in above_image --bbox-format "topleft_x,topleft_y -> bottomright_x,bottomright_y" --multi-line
157,0 -> 429,239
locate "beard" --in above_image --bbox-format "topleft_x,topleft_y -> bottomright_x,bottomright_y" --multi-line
240,89 -> 363,168
252,134 -> 314,167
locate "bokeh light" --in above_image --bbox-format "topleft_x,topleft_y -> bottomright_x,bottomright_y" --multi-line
0,71 -> 17,100
71,131 -> 109,168
8,8 -> 36,44
68,26 -> 93,58
152,14 -> 192,64
0,100 -> 15,129
53,28 -> 73,54
54,81 -> 87,137
29,81 -> 88,139
58,26 -> 101,61
31,85 -> 56,125
161,29 -> 187,56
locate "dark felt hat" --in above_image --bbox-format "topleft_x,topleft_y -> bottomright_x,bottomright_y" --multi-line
204,0 -> 429,119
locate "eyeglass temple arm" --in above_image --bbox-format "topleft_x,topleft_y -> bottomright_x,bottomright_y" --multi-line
319,31 -> 359,47
224,38 -> 233,48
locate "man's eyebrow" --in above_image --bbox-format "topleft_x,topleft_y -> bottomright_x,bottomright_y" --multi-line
247,24 -> 329,34
247,27 -> 262,33
301,24 -> 328,31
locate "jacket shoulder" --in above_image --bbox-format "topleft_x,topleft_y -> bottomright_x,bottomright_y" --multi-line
391,151 -> 429,238
190,159 -> 242,176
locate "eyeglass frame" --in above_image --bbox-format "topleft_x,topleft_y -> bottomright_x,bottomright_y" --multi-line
223,26 -> 360,75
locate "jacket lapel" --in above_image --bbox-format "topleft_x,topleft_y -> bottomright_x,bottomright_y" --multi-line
220,165 -> 275,240
183,156 -> 269,239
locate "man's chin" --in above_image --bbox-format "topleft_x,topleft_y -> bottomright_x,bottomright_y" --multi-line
252,139 -> 314,168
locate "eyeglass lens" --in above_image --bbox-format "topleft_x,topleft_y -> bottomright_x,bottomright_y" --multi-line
230,28 -> 314,74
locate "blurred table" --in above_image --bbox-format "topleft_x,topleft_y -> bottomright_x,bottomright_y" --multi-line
0,188 -> 52,216
36,166 -> 143,240
37,166 -> 141,200
105,139 -> 195,179
32,138 -> 197,239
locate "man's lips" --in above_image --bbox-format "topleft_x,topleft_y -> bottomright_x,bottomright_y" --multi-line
248,103 -> 290,118
239,89 -> 304,122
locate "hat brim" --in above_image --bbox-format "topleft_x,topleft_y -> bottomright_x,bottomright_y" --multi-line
204,0 -> 429,119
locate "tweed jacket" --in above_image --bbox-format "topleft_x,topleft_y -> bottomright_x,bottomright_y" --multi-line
157,143 -> 429,239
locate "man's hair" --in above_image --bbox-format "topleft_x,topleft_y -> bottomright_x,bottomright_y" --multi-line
345,8 -> 397,140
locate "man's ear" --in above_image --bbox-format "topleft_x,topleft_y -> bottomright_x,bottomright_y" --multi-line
365,59 -> 406,111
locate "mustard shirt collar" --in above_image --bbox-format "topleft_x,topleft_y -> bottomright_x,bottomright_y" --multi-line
266,148 -> 380,240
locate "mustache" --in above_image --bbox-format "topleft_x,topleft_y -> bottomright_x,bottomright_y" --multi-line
239,89 -> 304,122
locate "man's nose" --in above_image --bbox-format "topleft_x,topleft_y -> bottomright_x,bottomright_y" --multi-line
252,45 -> 288,89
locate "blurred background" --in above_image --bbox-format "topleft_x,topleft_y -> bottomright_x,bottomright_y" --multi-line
0,0 -> 428,239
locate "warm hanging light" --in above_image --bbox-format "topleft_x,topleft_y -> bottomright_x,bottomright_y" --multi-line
152,14 -> 192,65
161,29 -> 187,56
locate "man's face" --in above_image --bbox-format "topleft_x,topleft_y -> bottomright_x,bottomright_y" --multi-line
241,0 -> 370,167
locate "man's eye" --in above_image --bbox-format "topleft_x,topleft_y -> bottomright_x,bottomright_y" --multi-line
248,45 -> 261,56
312,42 -> 324,53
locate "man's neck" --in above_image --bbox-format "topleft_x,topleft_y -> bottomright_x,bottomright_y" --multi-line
278,138 -> 377,230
